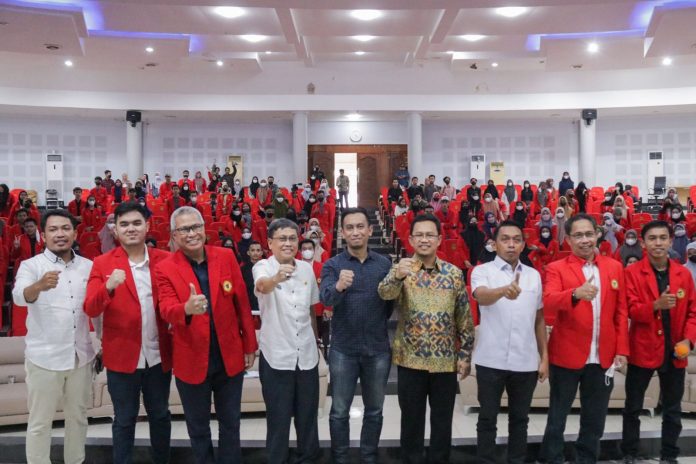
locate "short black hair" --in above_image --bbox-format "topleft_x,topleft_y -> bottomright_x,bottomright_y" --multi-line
94,176 -> 102,182
248,240 -> 262,248
641,220 -> 673,240
299,239 -> 315,249
341,207 -> 370,225
267,218 -> 299,239
23,217 -> 37,226
493,220 -> 523,240
73,187 -> 82,193
14,207 -> 28,217
41,209 -> 78,230
410,213 -> 441,235
114,202 -> 148,222
128,188 -> 137,194
564,213 -> 597,235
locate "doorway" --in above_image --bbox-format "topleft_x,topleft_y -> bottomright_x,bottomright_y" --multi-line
227,155 -> 243,183
334,153 -> 358,208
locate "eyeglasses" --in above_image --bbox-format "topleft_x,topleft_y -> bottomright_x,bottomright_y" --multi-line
411,233 -> 439,240
272,235 -> 298,243
173,223 -> 204,235
569,232 -> 597,240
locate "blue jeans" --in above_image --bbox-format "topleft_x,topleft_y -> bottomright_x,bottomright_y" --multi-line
329,349 -> 391,464
107,364 -> 172,464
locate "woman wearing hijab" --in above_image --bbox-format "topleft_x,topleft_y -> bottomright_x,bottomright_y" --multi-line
482,211 -> 498,240
685,242 -> 696,286
467,178 -> 482,217
612,196 -> 631,226
529,224 -> 559,274
272,192 -> 289,219
460,216 -> 485,267
601,212 -> 623,253
478,238 -> 497,264
151,173 -> 162,198
98,214 -> 118,254
670,205 -> 686,226
484,180 -> 499,200
482,192 -> 503,222
536,207 -> 555,230
536,181 -> 549,210
249,176 -> 260,198
512,201 -> 528,228
306,229 -> 329,263
193,171 -> 207,194
224,205 -> 246,242
237,226 -> 254,259
255,179 -> 271,206
558,195 -> 574,220
0,183 -> 14,218
614,229 -> 643,264
112,179 -> 124,204
394,197 -> 409,217
303,194 -> 317,218
574,181 -> 589,213
520,181 -> 534,205
502,179 -> 517,205
671,223 -> 689,263
554,207 -> 567,246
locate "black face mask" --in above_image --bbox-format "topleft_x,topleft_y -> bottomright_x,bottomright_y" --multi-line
689,255 -> 696,264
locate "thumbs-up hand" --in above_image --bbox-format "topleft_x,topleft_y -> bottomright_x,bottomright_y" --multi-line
655,285 -> 677,310
502,272 -> 522,300
185,283 -> 208,316
395,258 -> 416,280
574,274 -> 599,301
106,269 -> 127,292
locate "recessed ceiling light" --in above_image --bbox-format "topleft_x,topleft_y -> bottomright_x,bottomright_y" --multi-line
145,46 -> 154,53
662,56 -> 673,66
491,62 -> 499,67
355,51 -> 366,56
495,7 -> 529,18
214,6 -> 245,19
587,42 -> 599,54
460,34 -> 486,42
345,113 -> 362,120
350,9 -> 382,21
64,59 -> 73,67
216,60 -> 224,66
352,35 -> 376,42
240,34 -> 266,43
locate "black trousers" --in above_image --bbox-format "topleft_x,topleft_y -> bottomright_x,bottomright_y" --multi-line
397,366 -> 457,464
259,352 -> 320,464
540,364 -> 613,464
621,363 -> 685,459
475,365 -> 538,464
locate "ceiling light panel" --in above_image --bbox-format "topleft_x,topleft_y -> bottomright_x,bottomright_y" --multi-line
240,34 -> 266,43
213,7 -> 245,19
350,10 -> 382,21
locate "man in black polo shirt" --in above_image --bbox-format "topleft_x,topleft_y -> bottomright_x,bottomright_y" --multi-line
320,207 -> 393,464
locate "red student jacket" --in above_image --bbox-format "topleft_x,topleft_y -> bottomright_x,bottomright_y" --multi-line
154,246 -> 258,384
625,257 -> 696,369
544,253 -> 630,369
84,246 -> 173,374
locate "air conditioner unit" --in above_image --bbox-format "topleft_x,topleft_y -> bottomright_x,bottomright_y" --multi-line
647,151 -> 664,193
45,151 -> 64,206
470,154 -> 486,182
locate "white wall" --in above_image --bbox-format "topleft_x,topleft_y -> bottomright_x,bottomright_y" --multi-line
308,121 -> 407,145
422,119 -> 579,188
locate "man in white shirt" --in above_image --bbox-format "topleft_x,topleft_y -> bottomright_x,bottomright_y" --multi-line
83,202 -> 172,464
254,218 -> 320,464
12,209 -> 95,464
471,220 -> 548,464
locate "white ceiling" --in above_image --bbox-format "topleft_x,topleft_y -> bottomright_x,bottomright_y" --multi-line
2,0 -> 696,113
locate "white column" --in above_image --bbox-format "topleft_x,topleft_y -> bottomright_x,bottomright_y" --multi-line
126,119 -> 143,181
292,111 -> 308,183
407,112 -> 423,179
578,117 -> 597,187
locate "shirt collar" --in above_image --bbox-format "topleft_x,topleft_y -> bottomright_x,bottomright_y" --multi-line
412,256 -> 443,272
493,255 -> 523,273
343,248 -> 373,262
128,246 -> 150,268
43,248 -> 75,265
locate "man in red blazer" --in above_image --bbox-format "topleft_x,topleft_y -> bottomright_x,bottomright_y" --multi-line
621,220 -> 696,464
84,202 -> 173,464
10,217 -> 43,271
155,206 -> 257,464
540,213 -> 629,464
165,185 -> 188,218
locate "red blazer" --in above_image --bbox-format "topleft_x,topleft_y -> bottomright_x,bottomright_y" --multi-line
625,257 -> 696,369
67,199 -> 85,220
159,182 -> 174,200
90,186 -> 109,210
166,196 -> 188,217
11,234 -> 44,269
84,246 -> 173,374
252,220 -> 270,251
154,246 -> 257,384
544,253 -> 630,369
82,206 -> 103,230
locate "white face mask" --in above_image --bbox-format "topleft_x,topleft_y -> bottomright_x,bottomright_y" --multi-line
484,197 -> 492,203
107,223 -> 115,230
260,182 -> 267,187
625,238 -> 637,246
605,219 -> 612,226
276,197 -> 284,203
556,212 -> 564,218
139,202 -> 146,207
301,249 -> 314,260
676,229 -> 686,237
672,212 -> 682,219
541,232 -> 551,239
542,214 -> 550,220
305,187 -> 311,192
310,225 -> 319,231
242,232 -> 252,239
472,195 -> 479,200
233,211 -> 241,216
190,197 -> 197,203
516,205 -> 524,210
88,200 -> 95,206
484,244 -> 494,252
563,175 -> 569,179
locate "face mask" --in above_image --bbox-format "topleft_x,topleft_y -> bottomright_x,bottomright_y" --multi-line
524,183 -> 530,188
242,232 -> 252,240
190,197 -> 197,203
317,197 -> 325,202
268,181 -> 274,185
233,211 -> 241,216
484,197 -> 492,203
301,249 -> 314,260
541,232 -> 551,238
516,205 -> 524,211
276,197 -> 284,203
444,179 -> 450,184
542,214 -> 550,220
260,182 -> 267,187
107,223 -> 115,230
310,225 -> 319,231
563,175 -> 569,179
675,229 -> 686,237
605,197 -> 611,202
139,202 -> 146,207
487,217 -> 495,224
484,244 -> 494,252
626,238 -> 637,246
309,198 -> 316,203
183,185 -> 189,190
473,195 -> 479,200
556,212 -> 564,218
310,175 -> 316,180
605,219 -> 612,226
507,183 -> 513,187
469,221 -> 477,227
305,187 -> 311,192
689,255 -> 696,264
672,212 -> 682,219
235,181 -> 241,186
96,182 -> 102,186
88,200 -> 95,206
471,181 -> 477,186
252,179 -> 258,183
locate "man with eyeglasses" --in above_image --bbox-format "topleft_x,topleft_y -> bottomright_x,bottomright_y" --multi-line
470,220 -> 548,464
540,213 -> 629,464
320,207 -> 393,464
154,206 -> 257,464
253,218 -> 321,463
379,214 -> 474,464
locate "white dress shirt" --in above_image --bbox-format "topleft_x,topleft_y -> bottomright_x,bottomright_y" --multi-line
253,256 -> 319,371
128,247 -> 161,369
581,261 -> 602,364
471,256 -> 543,372
13,249 -> 96,371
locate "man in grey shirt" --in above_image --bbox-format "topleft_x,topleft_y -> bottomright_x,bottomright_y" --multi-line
336,169 -> 350,209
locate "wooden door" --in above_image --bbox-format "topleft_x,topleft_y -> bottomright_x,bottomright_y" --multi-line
307,152 -> 335,187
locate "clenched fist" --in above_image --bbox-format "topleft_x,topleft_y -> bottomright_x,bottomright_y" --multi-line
335,270 -> 354,292
185,283 -> 208,316
37,271 -> 61,291
275,263 -> 296,283
106,269 -> 127,292
395,258 -> 416,280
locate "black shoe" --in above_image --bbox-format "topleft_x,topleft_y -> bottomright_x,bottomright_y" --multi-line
623,456 -> 636,464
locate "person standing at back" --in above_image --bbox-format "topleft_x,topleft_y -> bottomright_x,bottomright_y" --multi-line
336,169 -> 350,209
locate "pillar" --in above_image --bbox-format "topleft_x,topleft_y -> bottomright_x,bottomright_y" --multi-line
292,111 -> 308,183
407,112 -> 423,179
578,115 -> 596,187
126,117 -> 143,182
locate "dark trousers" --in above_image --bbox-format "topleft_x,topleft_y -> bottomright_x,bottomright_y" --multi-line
540,364 -> 613,464
397,366 -> 457,464
175,369 -> 244,464
475,365 -> 538,464
107,364 -> 172,464
338,191 -> 348,208
329,349 -> 391,464
621,363 -> 685,459
259,353 -> 320,464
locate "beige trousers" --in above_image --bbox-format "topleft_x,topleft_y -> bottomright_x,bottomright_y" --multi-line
25,359 -> 93,464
